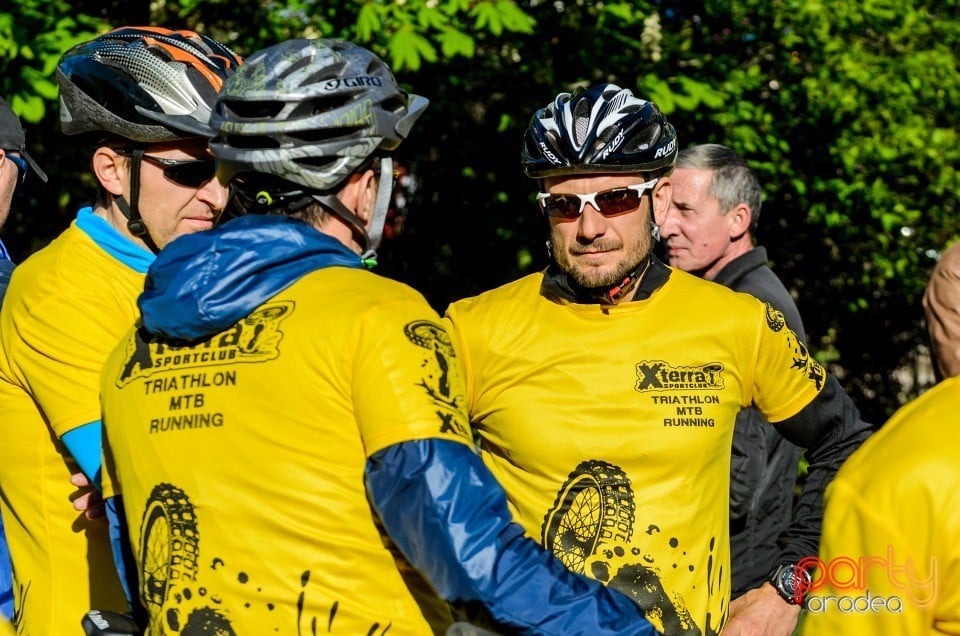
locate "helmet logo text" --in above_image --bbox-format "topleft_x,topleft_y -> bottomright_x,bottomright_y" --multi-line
323,76 -> 384,90
599,130 -> 626,161
654,137 -> 677,159
538,141 -> 562,165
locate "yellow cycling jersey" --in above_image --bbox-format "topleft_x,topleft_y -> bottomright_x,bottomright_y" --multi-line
0,220 -> 133,633
444,268 -> 824,635
101,266 -> 474,635
799,375 -> 960,635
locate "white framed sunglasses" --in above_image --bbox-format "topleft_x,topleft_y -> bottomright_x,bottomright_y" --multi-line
537,178 -> 660,219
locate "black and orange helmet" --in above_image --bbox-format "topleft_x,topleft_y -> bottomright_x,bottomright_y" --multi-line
56,26 -> 242,142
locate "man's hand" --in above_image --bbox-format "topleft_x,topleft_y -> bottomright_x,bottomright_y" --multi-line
721,583 -> 801,635
70,471 -> 105,520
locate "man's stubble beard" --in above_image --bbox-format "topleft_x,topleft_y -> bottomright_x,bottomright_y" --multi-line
550,231 -> 652,290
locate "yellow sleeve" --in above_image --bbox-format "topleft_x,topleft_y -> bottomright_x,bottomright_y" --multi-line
10,290 -> 133,436
353,298 -> 473,456
750,303 -> 825,422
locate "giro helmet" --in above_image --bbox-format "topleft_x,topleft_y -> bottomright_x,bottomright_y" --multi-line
521,83 -> 677,179
57,26 -> 242,142
209,38 -> 428,193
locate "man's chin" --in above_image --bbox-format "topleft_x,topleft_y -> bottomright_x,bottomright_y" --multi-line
567,267 -> 623,290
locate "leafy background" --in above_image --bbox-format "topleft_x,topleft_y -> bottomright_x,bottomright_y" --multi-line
3,0 -> 959,425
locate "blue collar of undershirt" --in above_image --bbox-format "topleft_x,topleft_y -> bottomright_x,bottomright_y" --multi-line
0,238 -> 9,261
75,206 -> 155,273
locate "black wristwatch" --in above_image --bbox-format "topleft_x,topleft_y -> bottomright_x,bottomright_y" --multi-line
768,562 -> 813,605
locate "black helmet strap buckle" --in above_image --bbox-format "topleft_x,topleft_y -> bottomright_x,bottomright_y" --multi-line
606,258 -> 650,303
115,148 -> 160,253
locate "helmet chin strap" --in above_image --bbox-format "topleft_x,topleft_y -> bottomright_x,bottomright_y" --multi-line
311,156 -> 394,269
604,258 -> 650,303
598,217 -> 659,303
114,149 -> 160,253
364,156 -> 395,266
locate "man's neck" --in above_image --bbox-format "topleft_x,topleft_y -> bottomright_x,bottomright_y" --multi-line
92,202 -> 151,252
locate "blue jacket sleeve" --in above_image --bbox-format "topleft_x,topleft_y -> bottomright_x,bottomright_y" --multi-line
0,515 -> 11,619
365,439 -> 657,636
105,496 -> 146,625
61,420 -> 102,487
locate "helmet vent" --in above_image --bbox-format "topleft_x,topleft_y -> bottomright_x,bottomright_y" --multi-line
594,126 -> 617,150
222,133 -> 279,149
575,116 -> 590,147
573,99 -> 592,146
365,58 -> 388,75
296,155 -> 340,169
220,100 -> 284,119
309,94 -> 355,116
292,125 -> 364,143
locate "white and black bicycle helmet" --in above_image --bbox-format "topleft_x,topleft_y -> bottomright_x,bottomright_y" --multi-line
209,38 -> 428,263
521,84 -> 677,179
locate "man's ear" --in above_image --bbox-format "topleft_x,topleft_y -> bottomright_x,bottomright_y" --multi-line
728,203 -> 751,240
354,168 -> 379,227
652,177 -> 672,226
92,147 -> 127,196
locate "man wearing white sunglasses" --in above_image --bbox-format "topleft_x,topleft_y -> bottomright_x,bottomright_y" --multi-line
443,84 -> 873,636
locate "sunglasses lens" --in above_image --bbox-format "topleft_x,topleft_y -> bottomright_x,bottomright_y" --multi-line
541,194 -> 581,219
7,155 -> 28,184
595,188 -> 642,216
539,185 -> 650,219
166,161 -> 216,187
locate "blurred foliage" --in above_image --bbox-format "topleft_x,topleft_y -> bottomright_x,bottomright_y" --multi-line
1,0 -> 958,423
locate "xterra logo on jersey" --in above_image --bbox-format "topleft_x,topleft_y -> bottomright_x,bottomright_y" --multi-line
115,301 -> 295,387
634,360 -> 724,392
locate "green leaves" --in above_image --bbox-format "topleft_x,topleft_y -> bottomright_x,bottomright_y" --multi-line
350,0 -> 531,70
388,26 -> 438,71
472,0 -> 534,36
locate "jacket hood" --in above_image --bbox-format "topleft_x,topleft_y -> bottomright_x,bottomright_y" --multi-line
140,214 -> 363,340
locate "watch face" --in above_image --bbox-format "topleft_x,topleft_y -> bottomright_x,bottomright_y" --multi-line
777,564 -> 812,603
779,567 -> 799,596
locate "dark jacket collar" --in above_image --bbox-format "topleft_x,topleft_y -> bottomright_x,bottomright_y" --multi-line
540,254 -> 672,304
712,246 -> 768,288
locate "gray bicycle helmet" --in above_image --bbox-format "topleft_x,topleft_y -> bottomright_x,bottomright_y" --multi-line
209,38 -> 428,262
521,83 -> 677,179
57,26 -> 242,142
